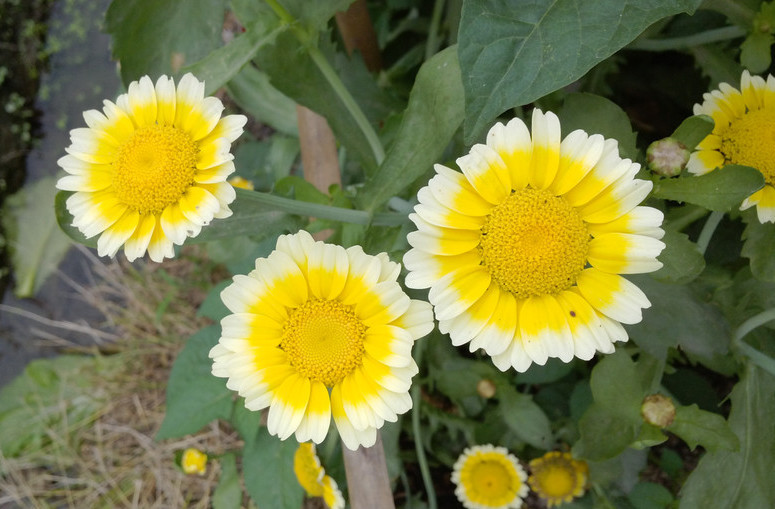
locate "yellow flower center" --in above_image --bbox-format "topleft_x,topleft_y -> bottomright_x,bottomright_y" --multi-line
719,108 -> 775,184
536,467 -> 576,498
113,125 -> 198,215
181,448 -> 207,475
479,187 -> 589,299
470,461 -> 513,500
281,299 -> 366,387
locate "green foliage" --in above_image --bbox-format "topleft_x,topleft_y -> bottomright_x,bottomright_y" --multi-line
3,178 -> 72,297
652,229 -> 705,285
742,212 -> 775,282
668,404 -> 738,453
457,0 -> 704,140
671,114 -> 714,151
740,1 -> 775,73
156,326 -> 233,440
105,0 -> 226,85
680,365 -> 775,508
212,453 -> 242,509
243,430 -> 305,509
652,165 -> 764,211
226,65 -> 298,136
557,93 -> 638,160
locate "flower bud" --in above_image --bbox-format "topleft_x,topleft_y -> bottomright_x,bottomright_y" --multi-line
641,393 -> 676,428
647,137 -> 689,177
476,379 -> 497,399
181,448 -> 208,475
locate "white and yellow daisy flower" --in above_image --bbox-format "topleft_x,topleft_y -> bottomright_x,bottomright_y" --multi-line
451,444 -> 529,509
528,451 -> 588,507
209,230 -> 434,450
56,73 -> 246,262
404,109 -> 665,372
294,443 -> 345,509
688,70 -> 775,223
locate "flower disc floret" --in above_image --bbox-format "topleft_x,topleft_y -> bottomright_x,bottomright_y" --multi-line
404,109 -> 665,372
451,444 -> 528,509
528,451 -> 588,507
210,231 -> 434,450
56,73 -> 247,262
688,70 -> 775,223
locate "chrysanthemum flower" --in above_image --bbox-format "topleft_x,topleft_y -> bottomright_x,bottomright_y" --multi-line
209,230 -> 434,450
404,109 -> 664,372
688,70 -> 775,222
451,444 -> 529,509
528,451 -> 588,507
180,448 -> 208,475
56,73 -> 246,262
294,442 -> 345,509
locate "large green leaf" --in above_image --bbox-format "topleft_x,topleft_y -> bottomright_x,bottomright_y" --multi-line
651,165 -> 764,211
105,0 -> 226,85
557,93 -> 638,160
668,404 -> 738,453
680,365 -> 775,508
498,385 -> 553,449
356,46 -> 464,211
226,65 -> 298,136
156,326 -> 233,440
741,211 -> 775,282
458,0 -> 704,140
243,430 -> 305,509
651,229 -> 705,285
3,178 -> 72,297
671,114 -> 714,151
212,453 -> 243,509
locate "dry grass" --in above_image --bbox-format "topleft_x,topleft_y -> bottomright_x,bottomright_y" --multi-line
0,245 -> 247,508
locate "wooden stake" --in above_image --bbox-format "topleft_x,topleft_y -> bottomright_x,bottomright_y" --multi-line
342,432 -> 396,509
335,0 -> 382,72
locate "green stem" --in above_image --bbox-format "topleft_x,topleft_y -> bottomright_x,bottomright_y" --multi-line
411,340 -> 437,509
668,207 -> 710,232
264,0 -> 385,166
733,308 -> 775,376
628,26 -> 746,51
425,0 -> 446,61
700,0 -> 756,26
696,210 -> 724,255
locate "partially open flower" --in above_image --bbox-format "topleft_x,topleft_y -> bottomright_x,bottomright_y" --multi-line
180,448 -> 208,475
528,451 -> 588,507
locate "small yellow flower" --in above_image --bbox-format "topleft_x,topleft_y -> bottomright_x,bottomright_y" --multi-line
56,73 -> 246,262
451,444 -> 528,509
228,175 -> 255,190
181,448 -> 208,475
528,451 -> 588,507
688,70 -> 775,222
293,443 -> 345,509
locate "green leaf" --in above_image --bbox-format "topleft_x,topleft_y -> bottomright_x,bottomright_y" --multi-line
589,350 -> 644,414
651,229 -> 705,285
3,179 -> 72,297
226,65 -> 298,136
628,276 -> 730,361
243,431 -> 304,509
671,114 -> 714,151
105,0 -> 226,85
458,0 -> 704,140
55,190 -> 97,248
629,482 -> 673,509
498,384 -> 553,449
574,404 -> 640,461
680,365 -> 775,508
213,453 -> 243,509
197,280 -> 231,322
740,31 -> 774,74
185,18 -> 286,96
742,212 -> 775,282
156,326 -> 233,440
357,46 -> 464,211
668,404 -> 738,453
652,165 -> 764,211
557,93 -> 638,160
277,0 -> 355,29
230,400 -> 264,448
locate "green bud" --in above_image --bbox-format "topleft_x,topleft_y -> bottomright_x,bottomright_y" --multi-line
647,137 -> 690,177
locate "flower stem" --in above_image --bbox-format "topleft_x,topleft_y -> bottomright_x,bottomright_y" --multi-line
425,0 -> 446,61
628,26 -> 746,51
700,0 -> 756,26
264,0 -> 385,166
696,210 -> 724,255
411,340 -> 437,509
733,308 -> 775,376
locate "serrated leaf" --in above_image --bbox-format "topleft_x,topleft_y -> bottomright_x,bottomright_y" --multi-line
185,18 -> 286,96
652,165 -> 764,211
740,31 -> 774,74
213,453 -> 242,509
557,93 -> 638,160
458,0 -> 704,140
742,211 -> 775,282
105,0 -> 226,85
589,350 -> 643,414
671,115 -> 714,151
668,404 -> 738,453
3,179 -> 72,297
156,326 -> 233,440
680,365 -> 775,508
357,46 -> 464,211
226,65 -> 298,136
652,229 -> 705,285
628,276 -> 730,361
243,431 -> 304,509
